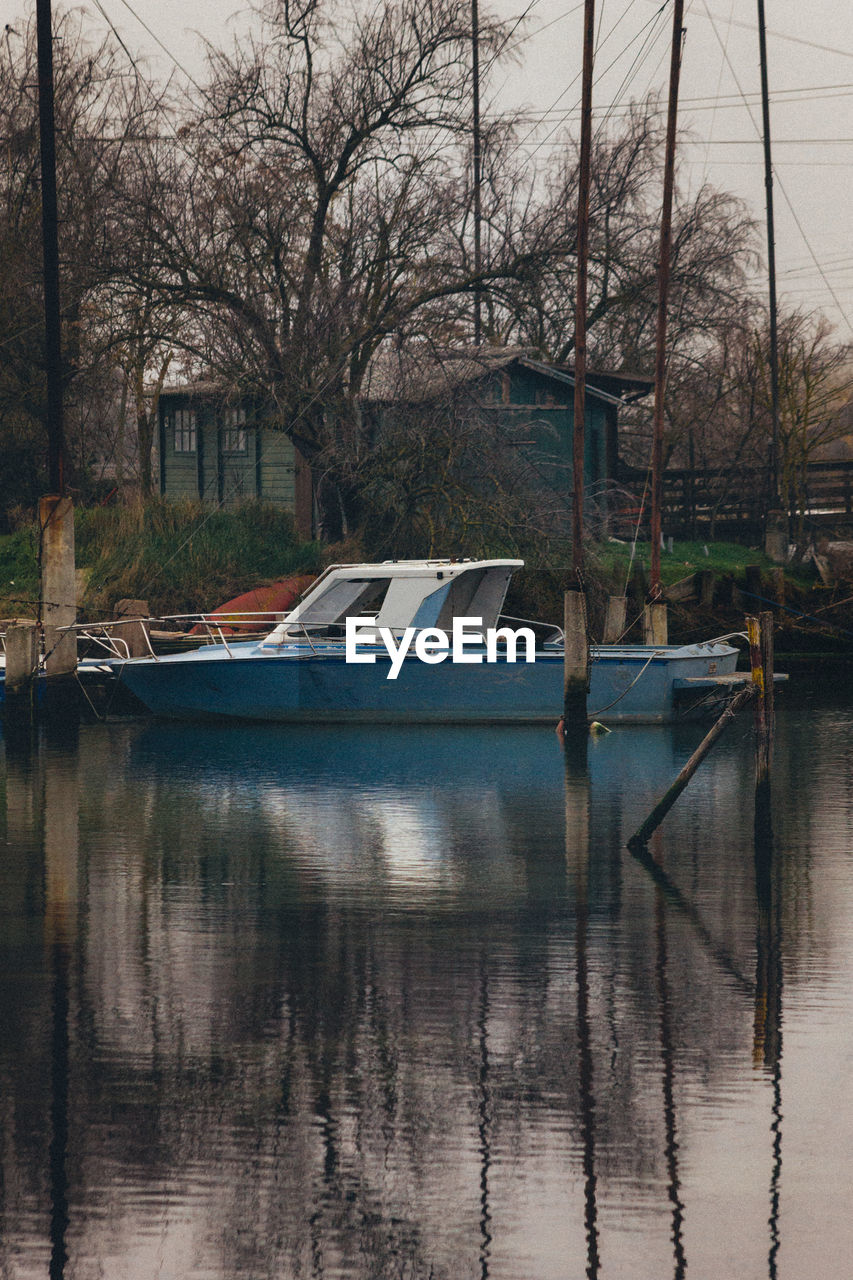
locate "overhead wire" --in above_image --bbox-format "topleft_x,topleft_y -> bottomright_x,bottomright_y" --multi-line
643,0 -> 853,61
513,0 -> 669,158
494,83 -> 853,125
699,0 -> 734,186
700,0 -> 852,336
110,0 -> 208,97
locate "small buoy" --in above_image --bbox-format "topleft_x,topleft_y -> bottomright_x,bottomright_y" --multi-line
589,721 -> 611,735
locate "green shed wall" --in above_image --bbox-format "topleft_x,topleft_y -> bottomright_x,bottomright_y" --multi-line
159,395 -> 297,512
488,366 -> 608,491
258,431 -> 297,507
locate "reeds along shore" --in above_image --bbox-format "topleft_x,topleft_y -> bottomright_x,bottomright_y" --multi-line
0,499 -> 322,622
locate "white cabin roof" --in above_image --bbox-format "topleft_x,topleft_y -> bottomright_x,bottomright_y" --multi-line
263,558 -> 523,641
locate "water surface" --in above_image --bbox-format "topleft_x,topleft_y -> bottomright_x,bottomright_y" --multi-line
1,680 -> 852,1278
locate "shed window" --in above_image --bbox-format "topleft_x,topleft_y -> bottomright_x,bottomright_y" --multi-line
173,408 -> 196,453
222,406 -> 248,454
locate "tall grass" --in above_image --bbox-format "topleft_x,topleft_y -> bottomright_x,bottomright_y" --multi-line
0,499 -> 322,619
0,525 -> 40,617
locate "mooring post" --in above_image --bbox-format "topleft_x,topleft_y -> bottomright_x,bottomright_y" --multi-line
113,598 -> 151,659
602,596 -> 627,644
747,615 -> 769,785
40,496 -> 77,679
759,611 -> 775,766
756,611 -> 775,838
626,685 -> 755,850
563,588 -> 589,739
4,622 -> 39,695
3,622 -> 39,730
643,600 -> 668,646
748,612 -> 777,840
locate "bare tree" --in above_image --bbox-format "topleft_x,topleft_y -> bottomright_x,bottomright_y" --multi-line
114,0 -> 550,533
0,13 -> 168,516
752,310 -> 852,544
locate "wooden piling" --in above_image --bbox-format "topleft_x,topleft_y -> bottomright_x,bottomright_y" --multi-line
602,596 -> 627,644
3,622 -> 39,730
758,611 -> 775,836
626,685 -> 754,851
4,622 -> 39,695
747,615 -> 771,786
759,611 -> 775,769
563,589 -> 589,739
643,601 -> 668,646
40,496 -> 77,678
748,612 -> 775,839
698,569 -> 714,608
113,598 -> 151,658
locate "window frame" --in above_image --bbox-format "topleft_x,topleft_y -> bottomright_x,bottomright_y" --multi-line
173,407 -> 197,454
221,405 -> 248,455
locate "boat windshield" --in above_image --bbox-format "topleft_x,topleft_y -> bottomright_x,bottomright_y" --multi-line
263,561 -> 518,643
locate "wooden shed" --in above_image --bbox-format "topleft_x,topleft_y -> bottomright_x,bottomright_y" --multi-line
159,352 -> 649,539
158,384 -> 312,530
361,346 -> 650,514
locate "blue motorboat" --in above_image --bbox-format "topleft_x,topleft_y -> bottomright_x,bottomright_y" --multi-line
108,559 -> 742,724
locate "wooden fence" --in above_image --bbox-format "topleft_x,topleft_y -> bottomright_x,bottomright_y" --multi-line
613,459 -> 853,541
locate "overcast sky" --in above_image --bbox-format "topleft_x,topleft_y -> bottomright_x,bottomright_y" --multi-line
5,0 -> 852,341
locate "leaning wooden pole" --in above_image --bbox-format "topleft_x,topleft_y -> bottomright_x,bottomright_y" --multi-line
649,0 -> 685,599
627,685 -> 754,851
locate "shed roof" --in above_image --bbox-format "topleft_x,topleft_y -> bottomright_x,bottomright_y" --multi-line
361,346 -> 650,407
157,348 -> 653,408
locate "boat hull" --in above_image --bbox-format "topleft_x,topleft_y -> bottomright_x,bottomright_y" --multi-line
114,642 -> 739,725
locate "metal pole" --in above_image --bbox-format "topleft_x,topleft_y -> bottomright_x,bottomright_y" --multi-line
572,0 -> 595,578
36,0 -> 65,495
471,0 -> 483,346
650,0 -> 685,597
757,0 -> 780,507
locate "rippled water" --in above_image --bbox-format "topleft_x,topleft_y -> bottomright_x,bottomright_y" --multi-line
2,678 -> 853,1279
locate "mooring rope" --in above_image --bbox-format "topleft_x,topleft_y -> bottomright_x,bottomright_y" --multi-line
588,649 -> 661,717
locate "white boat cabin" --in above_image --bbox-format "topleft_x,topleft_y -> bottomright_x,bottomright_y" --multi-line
263,559 -> 523,643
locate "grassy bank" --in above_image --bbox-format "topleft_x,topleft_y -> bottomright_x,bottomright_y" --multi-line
0,499 -> 322,620
502,537 -> 853,658
2,510 -> 848,659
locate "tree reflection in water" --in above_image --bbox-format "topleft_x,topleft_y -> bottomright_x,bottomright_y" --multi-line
0,699 -> 849,1278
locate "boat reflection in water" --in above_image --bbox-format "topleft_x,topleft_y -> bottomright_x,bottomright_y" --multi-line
1,699 -> 851,1279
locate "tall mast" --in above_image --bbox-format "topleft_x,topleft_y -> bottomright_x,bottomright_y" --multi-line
472,0 -> 483,346
757,0 -> 780,505
572,0 -> 595,577
36,0 -> 65,494
649,0 -> 685,596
